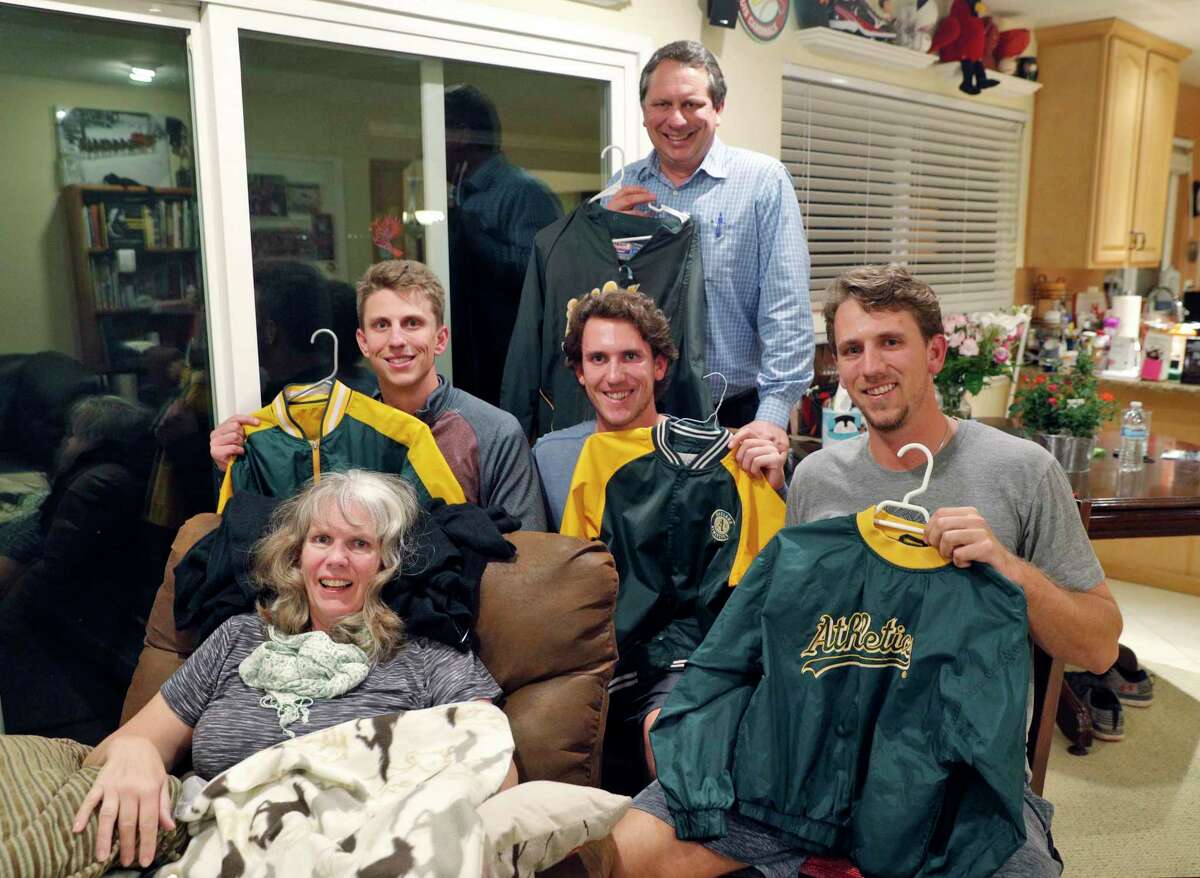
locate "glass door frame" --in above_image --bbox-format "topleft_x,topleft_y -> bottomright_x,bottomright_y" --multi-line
3,0 -> 648,420
191,1 -> 647,419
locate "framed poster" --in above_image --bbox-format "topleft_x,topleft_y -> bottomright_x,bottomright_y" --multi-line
56,107 -> 174,187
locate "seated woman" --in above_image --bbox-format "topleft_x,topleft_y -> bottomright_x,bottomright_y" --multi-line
73,469 -> 510,869
0,394 -> 160,743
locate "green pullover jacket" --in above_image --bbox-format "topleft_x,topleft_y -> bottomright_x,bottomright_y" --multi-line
652,509 -> 1029,878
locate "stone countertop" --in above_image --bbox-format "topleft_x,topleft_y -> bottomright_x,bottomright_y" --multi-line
1098,376 -> 1200,396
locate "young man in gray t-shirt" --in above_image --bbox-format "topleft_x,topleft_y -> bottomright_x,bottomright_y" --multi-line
782,266 -> 1120,878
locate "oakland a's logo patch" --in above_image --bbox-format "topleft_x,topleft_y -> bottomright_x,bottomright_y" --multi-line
800,612 -> 914,678
709,509 -> 734,542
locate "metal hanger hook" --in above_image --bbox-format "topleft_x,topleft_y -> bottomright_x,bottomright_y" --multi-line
703,371 -> 729,419
310,328 -> 338,385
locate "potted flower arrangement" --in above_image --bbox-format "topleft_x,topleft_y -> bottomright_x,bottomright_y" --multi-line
935,311 -> 1025,417
1008,350 -> 1119,473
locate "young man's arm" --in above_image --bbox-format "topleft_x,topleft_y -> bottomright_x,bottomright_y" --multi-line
925,507 -> 1122,674
209,413 -> 261,471
480,411 -> 549,531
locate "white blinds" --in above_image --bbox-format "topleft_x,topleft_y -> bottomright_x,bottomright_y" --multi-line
782,73 -> 1025,315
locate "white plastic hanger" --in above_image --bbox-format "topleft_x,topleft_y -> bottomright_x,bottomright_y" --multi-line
588,145 -> 627,204
873,442 -> 933,536
645,201 -> 690,223
587,143 -> 690,223
286,328 -> 339,401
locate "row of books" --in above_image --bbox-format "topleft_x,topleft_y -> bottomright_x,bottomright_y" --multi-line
90,255 -> 198,313
81,198 -> 199,251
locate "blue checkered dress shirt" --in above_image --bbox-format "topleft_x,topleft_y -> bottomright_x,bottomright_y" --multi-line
609,137 -> 813,427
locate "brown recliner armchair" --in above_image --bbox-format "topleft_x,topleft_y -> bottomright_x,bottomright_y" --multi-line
122,514 -> 619,786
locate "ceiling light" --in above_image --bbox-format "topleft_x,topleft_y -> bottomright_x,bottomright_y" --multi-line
413,210 -> 445,226
55,109 -> 68,121
148,5 -> 162,11
129,66 -> 156,83
830,77 -> 848,85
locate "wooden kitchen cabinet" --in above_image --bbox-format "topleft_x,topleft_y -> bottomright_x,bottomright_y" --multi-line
1027,19 -> 1188,269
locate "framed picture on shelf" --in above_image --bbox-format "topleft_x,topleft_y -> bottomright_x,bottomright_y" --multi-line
312,213 -> 335,260
248,174 -> 288,217
250,226 -> 316,260
287,182 -> 321,214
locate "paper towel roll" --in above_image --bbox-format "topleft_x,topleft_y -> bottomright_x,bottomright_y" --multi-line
1112,295 -> 1142,339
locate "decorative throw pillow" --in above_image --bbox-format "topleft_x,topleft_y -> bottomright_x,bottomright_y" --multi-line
477,781 -> 631,878
0,735 -> 185,878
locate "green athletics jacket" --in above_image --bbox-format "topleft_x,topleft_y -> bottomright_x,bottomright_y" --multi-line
217,381 -> 465,512
651,509 -> 1029,878
560,418 -> 784,680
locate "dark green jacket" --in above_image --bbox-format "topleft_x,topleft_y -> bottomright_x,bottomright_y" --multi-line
500,202 -> 710,440
652,510 -> 1029,878
560,419 -> 784,678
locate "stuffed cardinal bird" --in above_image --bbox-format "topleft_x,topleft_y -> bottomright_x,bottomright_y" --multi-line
990,25 -> 1031,74
930,0 -> 999,95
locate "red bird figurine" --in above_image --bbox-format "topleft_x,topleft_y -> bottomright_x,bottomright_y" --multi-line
930,0 -> 999,94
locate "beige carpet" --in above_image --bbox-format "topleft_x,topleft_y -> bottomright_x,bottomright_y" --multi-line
1042,661 -> 1200,877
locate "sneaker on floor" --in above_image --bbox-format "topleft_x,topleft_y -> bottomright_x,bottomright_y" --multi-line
1066,672 -> 1125,741
1100,663 -> 1154,707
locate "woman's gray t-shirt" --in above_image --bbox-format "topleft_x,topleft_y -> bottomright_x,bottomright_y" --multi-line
160,614 -> 502,779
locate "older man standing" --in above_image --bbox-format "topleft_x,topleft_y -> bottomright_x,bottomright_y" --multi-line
608,40 -> 813,454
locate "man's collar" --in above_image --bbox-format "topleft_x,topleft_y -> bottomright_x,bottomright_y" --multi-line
461,153 -> 505,195
373,373 -> 448,424
637,136 -> 729,186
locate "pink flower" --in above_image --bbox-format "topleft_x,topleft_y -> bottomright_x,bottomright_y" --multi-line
1048,383 -> 1058,392
1048,397 -> 1058,407
993,347 -> 1010,364
947,331 -> 965,349
959,337 -> 980,357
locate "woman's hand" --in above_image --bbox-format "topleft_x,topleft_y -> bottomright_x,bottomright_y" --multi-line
73,735 -> 176,868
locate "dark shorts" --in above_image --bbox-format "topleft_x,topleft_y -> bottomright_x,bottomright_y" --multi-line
609,668 -> 684,728
633,781 -> 1064,878
602,670 -> 684,795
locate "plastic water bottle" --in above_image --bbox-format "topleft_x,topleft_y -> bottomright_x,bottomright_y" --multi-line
1119,402 -> 1148,472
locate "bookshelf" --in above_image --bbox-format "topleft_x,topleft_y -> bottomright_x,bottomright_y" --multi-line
63,184 -> 202,372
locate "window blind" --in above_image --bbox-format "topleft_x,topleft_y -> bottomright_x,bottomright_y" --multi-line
782,73 -> 1025,316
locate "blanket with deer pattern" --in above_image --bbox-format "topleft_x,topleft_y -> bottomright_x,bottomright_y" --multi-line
158,702 -> 513,878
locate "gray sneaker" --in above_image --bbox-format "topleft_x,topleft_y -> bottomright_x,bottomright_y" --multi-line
1066,672 -> 1125,742
1084,686 -> 1124,741
1100,664 -> 1154,707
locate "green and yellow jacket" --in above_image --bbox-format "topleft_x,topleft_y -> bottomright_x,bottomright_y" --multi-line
217,381 -> 465,512
651,509 -> 1029,878
560,418 -> 784,679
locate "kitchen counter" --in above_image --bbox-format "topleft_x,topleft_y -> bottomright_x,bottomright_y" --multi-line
1099,375 -> 1200,396
1096,378 -> 1200,449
